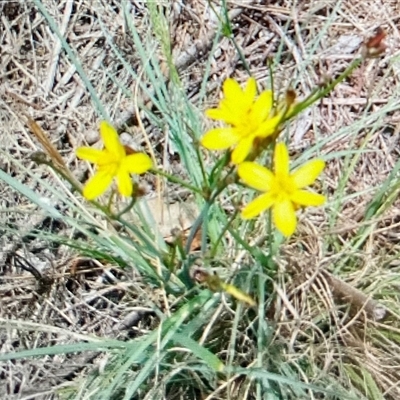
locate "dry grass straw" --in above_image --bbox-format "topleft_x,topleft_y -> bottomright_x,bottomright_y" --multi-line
1,0 -> 400,398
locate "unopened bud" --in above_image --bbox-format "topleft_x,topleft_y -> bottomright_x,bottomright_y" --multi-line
285,89 -> 296,106
134,183 -> 147,198
362,27 -> 386,58
318,73 -> 333,88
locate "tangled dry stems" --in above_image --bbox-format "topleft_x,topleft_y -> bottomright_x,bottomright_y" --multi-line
1,0 -> 400,398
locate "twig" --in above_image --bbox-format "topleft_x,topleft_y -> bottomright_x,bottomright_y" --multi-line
321,270 -> 387,321
44,0 -> 73,93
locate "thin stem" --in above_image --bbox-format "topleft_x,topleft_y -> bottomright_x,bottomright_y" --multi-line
284,57 -> 363,122
208,151 -> 231,186
210,209 -> 239,258
152,168 -> 203,195
184,201 -> 210,255
115,197 -> 137,219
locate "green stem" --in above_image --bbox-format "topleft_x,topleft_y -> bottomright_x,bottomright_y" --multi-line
210,209 -> 239,258
115,197 -> 137,219
267,57 -> 275,95
221,0 -> 251,76
184,166 -> 237,256
208,0 -> 251,76
30,154 -> 81,195
208,151 -> 231,187
284,57 -> 362,122
152,168 -> 203,195
184,201 -> 211,255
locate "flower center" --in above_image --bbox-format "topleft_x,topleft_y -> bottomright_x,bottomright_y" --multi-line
236,112 -> 260,138
271,176 -> 296,201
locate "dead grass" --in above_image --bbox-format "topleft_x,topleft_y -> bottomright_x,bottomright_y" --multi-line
1,0 -> 400,398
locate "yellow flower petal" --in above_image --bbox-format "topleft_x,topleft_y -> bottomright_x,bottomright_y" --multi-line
220,78 -> 257,122
231,136 -> 254,164
205,108 -> 226,121
83,168 -> 114,200
201,128 -> 240,150
208,105 -> 241,126
203,78 -> 286,162
274,142 -> 290,178
250,90 -> 273,123
223,78 -> 242,98
122,153 -> 153,174
99,121 -> 125,159
96,151 -> 119,166
116,170 -> 133,197
241,193 -> 274,219
291,190 -> 326,206
291,160 -> 325,188
255,114 -> 282,138
238,162 -> 275,192
219,282 -> 256,306
273,199 -> 296,236
242,77 -> 257,108
222,78 -> 242,98
76,147 -> 105,163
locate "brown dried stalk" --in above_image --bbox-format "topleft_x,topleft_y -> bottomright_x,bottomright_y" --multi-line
321,270 -> 387,321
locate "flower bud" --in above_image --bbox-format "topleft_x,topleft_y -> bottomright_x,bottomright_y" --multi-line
362,27 -> 386,58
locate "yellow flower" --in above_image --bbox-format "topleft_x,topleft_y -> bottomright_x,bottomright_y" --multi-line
76,121 -> 152,200
238,142 -> 326,236
201,77 -> 282,164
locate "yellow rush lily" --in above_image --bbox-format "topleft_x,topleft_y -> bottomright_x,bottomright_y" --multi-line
238,142 -> 326,236
201,77 -> 282,164
76,121 -> 152,200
